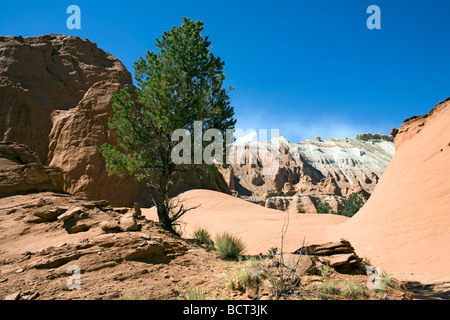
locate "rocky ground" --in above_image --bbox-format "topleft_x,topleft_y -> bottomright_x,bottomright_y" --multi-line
0,192 -> 412,300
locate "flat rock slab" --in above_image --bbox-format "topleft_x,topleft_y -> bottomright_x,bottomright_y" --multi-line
57,207 -> 84,221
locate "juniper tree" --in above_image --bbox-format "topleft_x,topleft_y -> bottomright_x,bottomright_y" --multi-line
98,18 -> 236,232
342,193 -> 366,217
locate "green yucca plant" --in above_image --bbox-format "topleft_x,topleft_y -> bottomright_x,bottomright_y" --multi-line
215,232 -> 246,260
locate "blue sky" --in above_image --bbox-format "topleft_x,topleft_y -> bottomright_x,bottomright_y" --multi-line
1,1 -> 449,142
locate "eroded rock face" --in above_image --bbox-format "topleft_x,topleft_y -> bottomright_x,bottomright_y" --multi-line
0,142 -> 63,195
229,134 -> 394,204
265,194 -> 346,214
0,35 -> 141,206
0,35 -> 132,163
0,35 -> 231,206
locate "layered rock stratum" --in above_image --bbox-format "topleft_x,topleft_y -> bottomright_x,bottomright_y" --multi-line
225,133 -> 394,213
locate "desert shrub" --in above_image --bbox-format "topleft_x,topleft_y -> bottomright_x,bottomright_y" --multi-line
248,256 -> 260,269
258,213 -> 304,299
172,225 -> 183,237
194,228 -> 212,245
215,232 -> 246,260
226,275 -> 236,290
342,281 -> 367,299
267,247 -> 278,259
317,280 -> 340,297
236,269 -> 251,290
182,287 -> 208,300
380,271 -> 395,290
317,202 -> 332,214
320,263 -> 332,278
342,193 -> 365,217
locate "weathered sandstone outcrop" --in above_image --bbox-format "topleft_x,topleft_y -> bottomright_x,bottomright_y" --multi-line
229,134 -> 394,204
265,194 -> 346,214
0,142 -> 63,195
0,35 -> 229,205
336,97 -> 450,283
0,35 -> 140,205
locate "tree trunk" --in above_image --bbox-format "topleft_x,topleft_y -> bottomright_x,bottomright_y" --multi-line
156,163 -> 174,233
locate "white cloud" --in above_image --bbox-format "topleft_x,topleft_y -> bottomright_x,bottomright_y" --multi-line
234,130 -> 258,144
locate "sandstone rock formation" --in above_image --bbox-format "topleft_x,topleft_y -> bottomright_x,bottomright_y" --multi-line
293,239 -> 363,274
0,35 -> 229,206
265,194 -> 346,214
0,35 -> 141,205
228,133 -> 394,213
336,97 -> 450,283
0,35 -> 131,162
0,142 -> 63,195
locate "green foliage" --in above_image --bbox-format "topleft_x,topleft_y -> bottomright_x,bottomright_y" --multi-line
215,232 -> 246,260
320,263 -> 332,278
182,287 -> 208,300
342,193 -> 366,217
342,281 -> 367,299
380,271 -> 395,290
193,228 -> 212,245
316,280 -> 340,297
98,17 -> 236,232
172,225 -> 183,237
226,275 -> 236,290
317,202 -> 332,214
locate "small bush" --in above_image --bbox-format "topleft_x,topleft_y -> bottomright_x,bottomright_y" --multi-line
172,225 -> 183,237
342,281 -> 366,299
248,256 -> 260,269
317,280 -> 340,296
320,263 -> 332,278
267,247 -> 278,259
342,193 -> 365,218
194,228 -> 212,245
226,275 -> 236,290
236,269 -> 251,290
215,232 -> 246,260
380,271 -> 395,290
182,287 -> 208,300
317,203 -> 332,214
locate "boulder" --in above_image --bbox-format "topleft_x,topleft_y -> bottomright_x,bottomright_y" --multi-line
33,209 -> 60,222
120,216 -> 138,232
0,35 -> 142,206
4,291 -> 21,301
100,220 -> 121,233
57,207 -> 84,222
293,239 -> 363,274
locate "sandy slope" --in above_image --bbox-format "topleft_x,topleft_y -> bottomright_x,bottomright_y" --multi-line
143,190 -> 348,255
334,98 -> 450,283
145,99 -> 450,285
